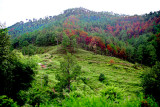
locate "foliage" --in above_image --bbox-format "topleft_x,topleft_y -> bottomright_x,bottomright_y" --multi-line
68,90 -> 84,98
109,59 -> 115,64
0,28 -> 10,63
43,74 -> 49,86
0,28 -> 35,105
101,86 -> 124,101
4,45 -> 155,106
4,8 -> 160,106
22,54 -> 40,69
18,80 -> 56,106
142,61 -> 160,103
61,32 -> 77,53
0,95 -> 18,107
61,33 -> 70,51
41,94 -> 158,107
99,73 -> 106,82
22,44 -> 36,56
0,51 -> 35,104
36,29 -> 57,46
55,53 -> 81,92
9,8 -> 160,66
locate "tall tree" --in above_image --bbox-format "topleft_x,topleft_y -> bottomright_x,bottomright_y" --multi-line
61,33 -> 70,52
0,28 -> 35,104
136,45 -> 144,64
0,28 -> 10,63
56,53 -> 81,92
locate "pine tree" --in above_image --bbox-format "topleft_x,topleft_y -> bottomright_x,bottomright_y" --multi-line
0,28 -> 10,63
56,53 -> 81,92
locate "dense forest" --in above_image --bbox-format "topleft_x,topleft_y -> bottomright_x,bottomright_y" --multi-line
1,7 -> 160,106
9,7 -> 160,66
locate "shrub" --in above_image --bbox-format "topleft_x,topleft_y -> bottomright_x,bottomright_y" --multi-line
81,77 -> 88,84
22,55 -> 40,69
69,91 -> 84,98
99,73 -> 105,82
0,95 -> 18,107
101,86 -> 124,101
109,59 -> 115,64
57,94 -> 158,107
18,81 -> 56,106
22,44 -> 36,56
43,74 -> 49,86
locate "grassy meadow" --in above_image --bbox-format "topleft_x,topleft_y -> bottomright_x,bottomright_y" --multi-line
25,45 -> 157,106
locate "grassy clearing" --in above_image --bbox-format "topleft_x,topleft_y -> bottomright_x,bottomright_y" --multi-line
22,45 -> 157,107
35,45 -> 146,99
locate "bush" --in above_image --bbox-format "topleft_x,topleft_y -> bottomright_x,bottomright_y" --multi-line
43,74 -> 49,86
81,77 -> 88,84
23,55 -> 40,69
101,86 -> 124,101
109,59 -> 115,64
0,95 -> 18,107
22,45 -> 36,56
50,94 -> 158,107
142,61 -> 160,103
69,91 -> 84,98
99,73 -> 106,82
18,81 -> 56,106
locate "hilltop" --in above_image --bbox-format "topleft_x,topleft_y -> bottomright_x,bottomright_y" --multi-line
8,7 -> 117,38
8,7 -> 160,38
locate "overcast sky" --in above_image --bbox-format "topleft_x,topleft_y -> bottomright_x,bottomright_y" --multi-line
0,0 -> 160,27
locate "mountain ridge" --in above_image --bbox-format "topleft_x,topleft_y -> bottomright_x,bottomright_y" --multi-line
7,7 -> 145,38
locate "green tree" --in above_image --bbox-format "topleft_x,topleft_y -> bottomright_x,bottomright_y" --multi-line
136,45 -> 144,64
22,40 -> 29,47
61,33 -> 70,51
145,44 -> 157,65
142,62 -> 160,103
36,34 -> 46,46
120,30 -> 128,41
0,28 -> 35,105
71,38 -> 77,52
22,45 -> 36,56
56,53 -> 81,92
22,46 -> 28,55
126,45 -> 134,62
0,28 -> 10,63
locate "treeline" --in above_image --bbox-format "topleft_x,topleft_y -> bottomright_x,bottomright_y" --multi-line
62,29 -> 159,66
12,28 -> 160,66
0,28 -> 39,106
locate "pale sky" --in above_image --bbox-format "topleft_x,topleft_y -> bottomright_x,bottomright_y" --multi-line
0,0 -> 160,27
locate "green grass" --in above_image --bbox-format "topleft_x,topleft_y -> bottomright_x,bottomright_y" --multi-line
32,45 -> 152,106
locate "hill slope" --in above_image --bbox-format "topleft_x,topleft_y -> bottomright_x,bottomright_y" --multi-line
37,45 -> 144,97
22,45 -> 155,106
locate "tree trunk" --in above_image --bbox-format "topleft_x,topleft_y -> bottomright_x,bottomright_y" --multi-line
101,49 -> 102,55
67,58 -> 70,92
68,77 -> 70,92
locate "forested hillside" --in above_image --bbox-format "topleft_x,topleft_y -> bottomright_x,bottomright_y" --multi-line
9,7 -> 160,66
1,7 -> 160,106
